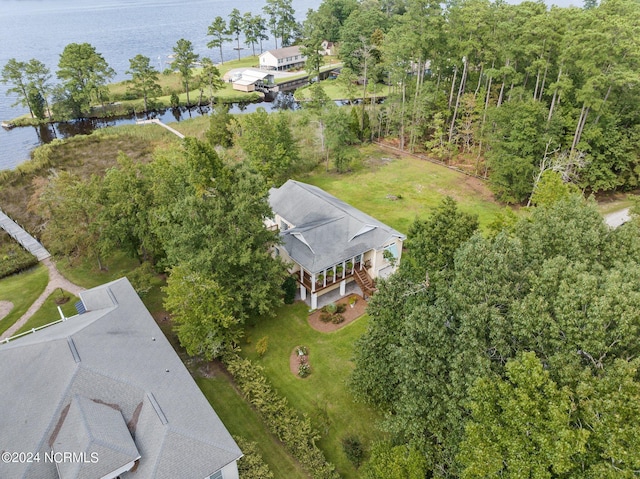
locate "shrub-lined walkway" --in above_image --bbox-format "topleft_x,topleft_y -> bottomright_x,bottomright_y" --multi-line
0,258 -> 84,341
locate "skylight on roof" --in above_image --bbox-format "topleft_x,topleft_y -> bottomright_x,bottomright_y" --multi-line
349,224 -> 377,242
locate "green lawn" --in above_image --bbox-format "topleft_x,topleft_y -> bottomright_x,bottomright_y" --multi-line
56,251 -> 167,315
0,265 -> 49,336
298,145 -> 504,234
56,251 -> 140,289
595,193 -> 638,215
241,302 -> 384,479
197,376 -> 309,479
296,79 -> 387,101
15,290 -> 80,335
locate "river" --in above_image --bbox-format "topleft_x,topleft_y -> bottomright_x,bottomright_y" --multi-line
0,0 -> 321,171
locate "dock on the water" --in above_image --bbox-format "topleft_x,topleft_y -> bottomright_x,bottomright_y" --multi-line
136,118 -> 185,139
0,209 -> 50,261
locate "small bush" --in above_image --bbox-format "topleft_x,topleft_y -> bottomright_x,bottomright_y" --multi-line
234,436 -> 274,479
342,435 -> 364,468
331,314 -> 345,324
256,336 -> 269,358
296,345 -> 308,356
320,312 -> 333,323
298,361 -> 311,378
324,303 -> 337,314
336,303 -> 346,314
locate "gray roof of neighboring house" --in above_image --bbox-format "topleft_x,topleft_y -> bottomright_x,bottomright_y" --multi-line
53,395 -> 140,479
0,278 -> 242,479
269,180 -> 405,274
261,45 -> 304,60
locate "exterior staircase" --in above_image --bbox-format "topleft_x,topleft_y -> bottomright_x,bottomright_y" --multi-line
354,268 -> 376,298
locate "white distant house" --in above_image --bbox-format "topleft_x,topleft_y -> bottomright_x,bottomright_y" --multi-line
320,40 -> 336,56
259,45 -> 307,71
231,69 -> 275,92
0,278 -> 243,479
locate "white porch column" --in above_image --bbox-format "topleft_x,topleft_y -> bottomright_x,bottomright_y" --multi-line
299,268 -> 306,300
311,293 -> 318,310
311,273 -> 316,293
340,280 -> 346,296
341,261 -> 346,279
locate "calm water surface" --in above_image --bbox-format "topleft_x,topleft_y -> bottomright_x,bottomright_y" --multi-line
0,0 -> 321,170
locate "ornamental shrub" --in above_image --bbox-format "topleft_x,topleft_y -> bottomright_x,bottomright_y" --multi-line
223,353 -> 339,479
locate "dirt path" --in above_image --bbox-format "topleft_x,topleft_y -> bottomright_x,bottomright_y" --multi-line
0,301 -> 13,322
0,258 -> 85,341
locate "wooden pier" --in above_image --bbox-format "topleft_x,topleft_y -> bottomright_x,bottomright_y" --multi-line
0,209 -> 50,261
136,118 -> 185,139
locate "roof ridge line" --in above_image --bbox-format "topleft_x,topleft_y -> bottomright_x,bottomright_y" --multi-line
167,425 -> 243,456
290,181 -> 397,233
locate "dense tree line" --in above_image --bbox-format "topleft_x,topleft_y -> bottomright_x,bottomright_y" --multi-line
304,0 -> 640,202
352,193 -> 640,477
5,0 -> 638,205
30,138 -> 288,358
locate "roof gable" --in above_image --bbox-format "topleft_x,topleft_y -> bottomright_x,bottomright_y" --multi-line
269,180 -> 405,272
0,278 -> 241,479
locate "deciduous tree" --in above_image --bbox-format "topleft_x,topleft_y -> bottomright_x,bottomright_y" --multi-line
57,43 -> 115,116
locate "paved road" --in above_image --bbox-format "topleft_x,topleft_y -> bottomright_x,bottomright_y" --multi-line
603,208 -> 631,228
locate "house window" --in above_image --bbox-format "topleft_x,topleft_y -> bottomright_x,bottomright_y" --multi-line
208,471 -> 223,479
383,243 -> 399,263
281,221 -> 289,231
274,247 -> 280,257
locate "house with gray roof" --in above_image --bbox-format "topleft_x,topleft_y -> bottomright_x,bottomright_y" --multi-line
268,180 -> 405,309
259,45 -> 306,71
0,278 -> 242,479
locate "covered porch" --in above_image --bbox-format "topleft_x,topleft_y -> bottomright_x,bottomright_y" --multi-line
295,255 -> 374,310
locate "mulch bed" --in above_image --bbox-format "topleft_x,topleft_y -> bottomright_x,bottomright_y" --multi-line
308,294 -> 367,333
289,346 -> 310,377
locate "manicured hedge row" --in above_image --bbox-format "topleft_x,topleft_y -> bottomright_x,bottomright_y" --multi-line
224,353 -> 339,479
234,436 -> 274,479
0,244 -> 38,279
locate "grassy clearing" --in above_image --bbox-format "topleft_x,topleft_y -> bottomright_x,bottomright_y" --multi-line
56,251 -> 140,289
296,79 -> 387,101
197,376 -> 309,479
0,265 -> 49,335
595,192 -> 638,215
298,144 -> 504,233
15,290 -> 80,335
0,130 -> 166,232
241,302 -> 384,479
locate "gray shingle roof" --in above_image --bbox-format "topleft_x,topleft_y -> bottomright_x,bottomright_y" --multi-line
269,180 -> 405,273
262,45 -> 303,59
0,278 -> 241,479
52,395 -> 140,479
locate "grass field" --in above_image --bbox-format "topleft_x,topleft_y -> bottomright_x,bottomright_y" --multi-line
197,376 -> 309,479
15,290 -> 80,335
0,265 -> 48,336
296,79 -> 388,101
241,302 -> 384,479
298,144 -> 504,234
